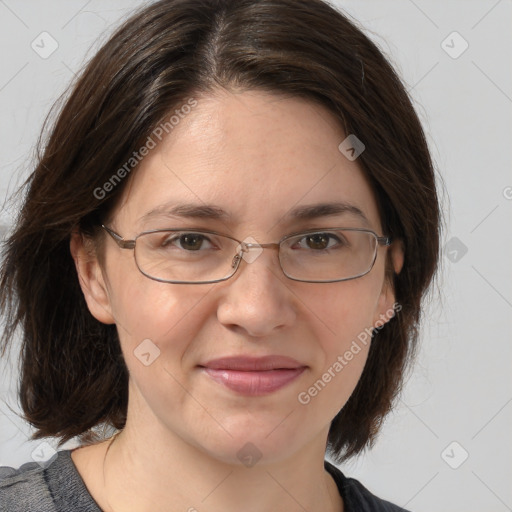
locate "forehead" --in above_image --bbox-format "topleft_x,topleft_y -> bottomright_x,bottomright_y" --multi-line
112,89 -> 382,235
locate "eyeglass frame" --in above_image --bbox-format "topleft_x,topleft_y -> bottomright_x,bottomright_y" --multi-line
101,224 -> 392,284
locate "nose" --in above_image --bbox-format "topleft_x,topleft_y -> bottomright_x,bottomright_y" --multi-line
216,246 -> 297,337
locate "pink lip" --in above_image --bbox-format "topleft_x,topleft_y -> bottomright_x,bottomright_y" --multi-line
198,356 -> 307,396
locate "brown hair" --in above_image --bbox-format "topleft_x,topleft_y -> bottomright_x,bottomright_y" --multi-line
0,0 -> 441,463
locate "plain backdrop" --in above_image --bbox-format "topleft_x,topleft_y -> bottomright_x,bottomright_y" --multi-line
0,1 -> 511,511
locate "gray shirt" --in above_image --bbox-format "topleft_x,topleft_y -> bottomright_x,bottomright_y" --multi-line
0,450 -> 410,511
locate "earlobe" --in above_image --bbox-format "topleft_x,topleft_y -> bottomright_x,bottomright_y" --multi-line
70,231 -> 116,325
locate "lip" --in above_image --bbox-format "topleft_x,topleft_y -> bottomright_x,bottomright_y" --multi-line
198,356 -> 307,396
200,355 -> 305,371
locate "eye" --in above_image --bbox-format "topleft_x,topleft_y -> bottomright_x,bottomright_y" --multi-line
161,232 -> 215,251
293,232 -> 346,251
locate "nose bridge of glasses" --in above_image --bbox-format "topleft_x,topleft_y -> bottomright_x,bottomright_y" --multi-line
230,241 -> 280,270
240,241 -> 280,251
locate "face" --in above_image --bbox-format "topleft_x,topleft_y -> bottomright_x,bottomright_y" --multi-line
73,89 -> 402,465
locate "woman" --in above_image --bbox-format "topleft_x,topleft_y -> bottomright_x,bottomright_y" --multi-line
0,0 -> 440,510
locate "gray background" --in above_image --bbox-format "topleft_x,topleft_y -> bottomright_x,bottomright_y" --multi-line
1,1 -> 511,511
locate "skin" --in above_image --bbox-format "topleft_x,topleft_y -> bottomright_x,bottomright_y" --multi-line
70,89 -> 403,512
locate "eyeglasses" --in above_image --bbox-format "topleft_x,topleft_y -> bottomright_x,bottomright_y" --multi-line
101,225 -> 391,284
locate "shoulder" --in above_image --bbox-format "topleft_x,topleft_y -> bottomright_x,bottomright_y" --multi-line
324,460 -> 411,512
0,457 -> 56,512
0,449 -> 100,512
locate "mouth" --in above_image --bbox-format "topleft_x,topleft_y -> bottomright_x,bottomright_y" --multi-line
198,355 -> 307,396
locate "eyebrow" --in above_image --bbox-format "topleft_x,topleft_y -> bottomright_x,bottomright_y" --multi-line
139,201 -> 370,226
286,202 -> 370,226
140,203 -> 231,224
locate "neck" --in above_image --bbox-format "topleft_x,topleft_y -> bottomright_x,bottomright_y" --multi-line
78,419 -> 343,512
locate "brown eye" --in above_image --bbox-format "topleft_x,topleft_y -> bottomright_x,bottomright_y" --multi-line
176,234 -> 207,251
159,233 -> 214,251
294,232 -> 345,251
305,233 -> 330,250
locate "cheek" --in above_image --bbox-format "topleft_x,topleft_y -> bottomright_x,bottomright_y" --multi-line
108,277 -> 215,414
293,279 -> 381,413
299,276 -> 382,349
105,256 -> 211,361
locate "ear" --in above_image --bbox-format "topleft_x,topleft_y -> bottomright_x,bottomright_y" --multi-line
70,230 -> 116,324
372,240 -> 404,328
